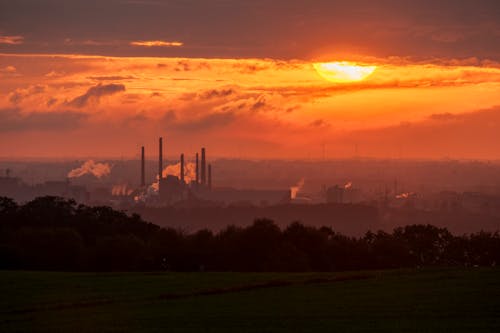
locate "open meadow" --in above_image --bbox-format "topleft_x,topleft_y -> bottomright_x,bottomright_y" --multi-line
1,268 -> 500,332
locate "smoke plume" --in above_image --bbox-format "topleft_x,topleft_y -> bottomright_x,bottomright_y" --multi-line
67,160 -> 111,178
162,162 -> 196,183
112,184 -> 133,196
396,192 -> 414,199
135,162 -> 196,202
290,178 -> 305,199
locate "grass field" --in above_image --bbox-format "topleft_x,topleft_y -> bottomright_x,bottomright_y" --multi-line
1,268 -> 500,332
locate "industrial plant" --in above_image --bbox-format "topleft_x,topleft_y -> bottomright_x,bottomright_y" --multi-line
134,137 -> 291,206
3,140 -> 500,222
0,137 -> 290,207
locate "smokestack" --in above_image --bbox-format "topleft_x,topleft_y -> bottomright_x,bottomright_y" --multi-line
141,146 -> 145,187
195,153 -> 199,184
180,153 -> 185,183
201,147 -> 206,185
158,137 -> 163,180
208,163 -> 212,190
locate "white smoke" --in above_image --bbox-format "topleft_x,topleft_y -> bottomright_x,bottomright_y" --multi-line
290,178 -> 305,199
134,185 -> 158,202
67,160 -> 111,178
161,162 -> 196,183
112,184 -> 133,196
396,192 -> 414,199
134,162 -> 196,202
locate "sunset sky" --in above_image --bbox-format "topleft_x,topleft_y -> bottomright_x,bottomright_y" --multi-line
1,0 -> 500,159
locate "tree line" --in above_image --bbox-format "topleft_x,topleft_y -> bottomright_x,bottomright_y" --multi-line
1,196 -> 499,271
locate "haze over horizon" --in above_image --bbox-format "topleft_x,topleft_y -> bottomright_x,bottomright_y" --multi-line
2,0 -> 500,159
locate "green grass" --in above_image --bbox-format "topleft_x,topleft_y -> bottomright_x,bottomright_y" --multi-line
1,268 -> 500,332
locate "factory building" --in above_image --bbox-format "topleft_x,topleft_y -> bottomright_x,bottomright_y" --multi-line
146,137 -> 290,206
326,185 -> 362,204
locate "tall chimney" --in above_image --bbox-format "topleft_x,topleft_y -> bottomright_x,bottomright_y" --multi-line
201,147 -> 206,185
141,146 -> 145,187
208,163 -> 212,190
195,153 -> 199,184
159,137 -> 163,180
180,153 -> 185,183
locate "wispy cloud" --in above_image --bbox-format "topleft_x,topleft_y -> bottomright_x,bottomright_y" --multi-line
1,66 -> 16,73
0,65 -> 18,78
130,40 -> 183,47
0,35 -> 24,45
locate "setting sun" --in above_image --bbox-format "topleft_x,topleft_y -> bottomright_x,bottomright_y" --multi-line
313,61 -> 377,82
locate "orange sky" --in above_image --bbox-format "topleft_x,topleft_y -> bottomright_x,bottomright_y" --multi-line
1,1 -> 500,159
1,53 -> 500,159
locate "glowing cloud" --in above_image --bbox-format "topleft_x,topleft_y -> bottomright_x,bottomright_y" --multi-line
0,35 -> 24,45
130,40 -> 183,47
313,62 -> 377,82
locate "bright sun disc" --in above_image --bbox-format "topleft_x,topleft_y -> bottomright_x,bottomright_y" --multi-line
313,61 -> 377,82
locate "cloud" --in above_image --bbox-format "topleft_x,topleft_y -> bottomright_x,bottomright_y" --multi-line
250,96 -> 267,111
174,61 -> 191,72
2,1 -> 500,59
198,88 -> 235,100
130,40 -> 183,47
66,83 -> 125,108
87,75 -> 136,81
310,119 -> 330,128
64,38 -> 119,46
45,70 -> 65,77
232,62 -> 271,74
0,35 -> 23,45
1,66 -> 16,73
9,85 -> 46,105
250,72 -> 500,101
0,108 -> 87,132
0,65 -> 18,78
46,97 -> 58,107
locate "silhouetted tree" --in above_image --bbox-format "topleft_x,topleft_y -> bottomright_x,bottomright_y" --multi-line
1,196 -> 499,272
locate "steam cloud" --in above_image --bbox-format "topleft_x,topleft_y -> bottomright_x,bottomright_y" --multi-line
162,161 -> 196,183
67,160 -> 111,178
396,192 -> 414,199
290,178 -> 305,199
112,184 -> 133,196
135,162 -> 196,202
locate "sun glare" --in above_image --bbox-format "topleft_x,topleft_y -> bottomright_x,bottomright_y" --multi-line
313,61 -> 377,82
